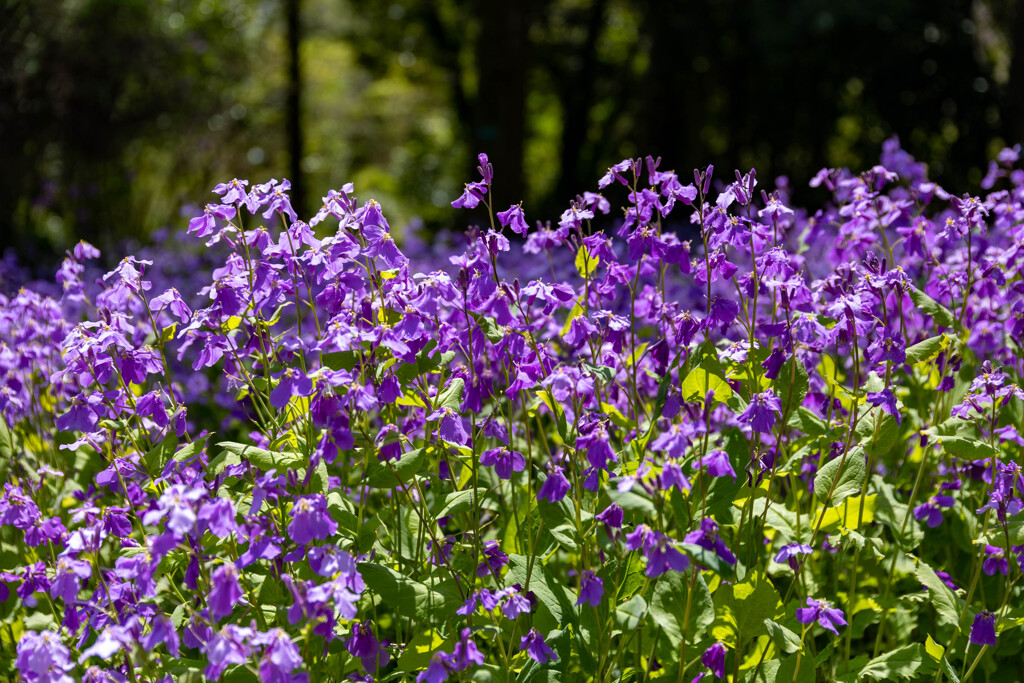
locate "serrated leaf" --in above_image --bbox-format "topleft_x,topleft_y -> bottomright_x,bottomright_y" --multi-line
907,286 -> 957,329
814,447 -> 866,508
937,436 -> 998,460
507,554 -> 577,627
436,378 -> 464,410
614,595 -> 648,631
981,520 -> 1024,548
854,406 -> 899,457
787,407 -> 827,436
905,335 -> 946,365
711,570 -> 782,644
365,448 -> 428,489
434,487 -> 488,519
651,571 -> 715,647
681,367 -> 733,404
575,244 -> 600,277
765,619 -> 803,654
142,434 -> 179,473
218,441 -> 304,471
358,563 -> 460,619
915,562 -> 961,627
774,356 -> 809,418
857,643 -> 936,680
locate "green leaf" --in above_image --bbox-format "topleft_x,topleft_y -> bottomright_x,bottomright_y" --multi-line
507,554 -> 577,627
575,244 -> 600,277
614,595 -> 648,632
395,628 -> 446,672
218,441 -> 304,471
434,488 -> 488,519
764,619 -> 803,654
937,436 -> 999,460
711,570 -> 783,644
358,563 -> 460,619
857,643 -> 936,680
854,406 -> 899,457
173,434 -> 210,463
581,362 -> 617,384
981,520 -> 1024,548
774,356 -> 809,418
787,407 -> 827,437
365,448 -> 428,489
436,378 -> 465,410
814,447 -> 866,508
650,571 -> 714,647
537,497 -> 581,552
915,561 -> 961,627
907,286 -> 957,329
905,335 -> 947,365
142,434 -> 179,472
681,367 -> 733,404
0,416 -> 14,460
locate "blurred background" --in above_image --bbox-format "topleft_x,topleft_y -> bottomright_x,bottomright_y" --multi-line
2,0 -> 1021,268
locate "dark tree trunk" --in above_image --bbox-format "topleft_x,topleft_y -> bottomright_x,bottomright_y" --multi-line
286,0 -> 305,219
1009,0 -> 1024,145
554,0 -> 607,204
473,0 -> 531,211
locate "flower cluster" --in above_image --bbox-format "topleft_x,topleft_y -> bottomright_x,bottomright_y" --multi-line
2,139 -> 1024,681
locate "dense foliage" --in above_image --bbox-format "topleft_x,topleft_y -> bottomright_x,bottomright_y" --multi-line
3,140 -> 1024,682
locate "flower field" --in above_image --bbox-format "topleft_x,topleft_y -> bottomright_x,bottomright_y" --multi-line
2,139 -> 1024,682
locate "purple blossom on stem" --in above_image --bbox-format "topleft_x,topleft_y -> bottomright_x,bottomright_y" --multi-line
970,610 -> 997,646
795,597 -> 847,635
737,390 -> 782,433
520,628 -> 557,663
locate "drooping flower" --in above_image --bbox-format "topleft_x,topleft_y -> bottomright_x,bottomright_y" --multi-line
576,570 -> 604,607
289,494 -> 338,545
209,563 -> 245,621
970,610 -> 997,647
702,642 -> 727,678
537,467 -> 571,503
520,628 -> 557,663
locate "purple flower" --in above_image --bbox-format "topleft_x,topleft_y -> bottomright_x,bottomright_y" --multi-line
795,597 -> 847,635
702,642 -> 727,678
289,494 -> 338,545
737,390 -> 782,433
867,389 -> 901,425
497,204 -> 529,235
477,540 -> 509,577
695,450 -> 736,479
576,570 -> 604,607
209,563 -> 245,621
348,626 -> 387,671
479,447 -> 526,480
49,556 -> 91,602
253,628 -> 305,683
773,543 -> 813,570
913,494 -> 954,528
452,628 -> 484,669
982,545 -> 1008,576
684,518 -> 737,566
537,467 -> 571,503
204,624 -> 254,680
271,368 -> 315,409
417,653 -> 453,683
520,628 -> 557,663
970,610 -> 997,647
427,407 -> 469,446
596,503 -> 624,529
16,630 -> 74,683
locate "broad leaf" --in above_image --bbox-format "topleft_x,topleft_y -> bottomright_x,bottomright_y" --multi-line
814,447 -> 866,508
